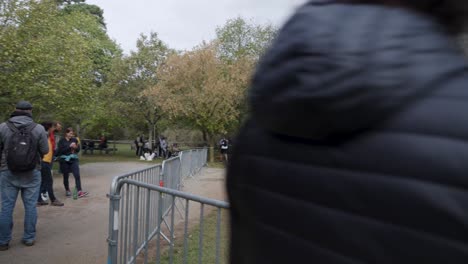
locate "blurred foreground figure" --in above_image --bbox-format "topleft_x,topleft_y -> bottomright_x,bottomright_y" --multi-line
227,1 -> 468,263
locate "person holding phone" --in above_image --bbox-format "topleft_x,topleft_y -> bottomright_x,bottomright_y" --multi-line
56,127 -> 88,198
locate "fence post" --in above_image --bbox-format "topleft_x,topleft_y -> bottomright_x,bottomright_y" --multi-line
107,191 -> 121,264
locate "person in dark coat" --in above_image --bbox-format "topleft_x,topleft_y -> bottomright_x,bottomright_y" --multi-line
227,1 -> 468,263
56,128 -> 88,198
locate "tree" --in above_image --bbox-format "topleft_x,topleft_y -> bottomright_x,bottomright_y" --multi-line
215,17 -> 277,62
146,42 -> 254,161
104,32 -> 171,145
215,17 -> 278,133
58,0 -> 106,29
0,0 -> 95,119
0,0 -> 120,134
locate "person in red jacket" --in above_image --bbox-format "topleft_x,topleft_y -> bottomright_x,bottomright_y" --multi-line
36,121 -> 64,207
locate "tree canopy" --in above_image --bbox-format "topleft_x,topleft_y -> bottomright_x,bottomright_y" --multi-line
215,17 -> 277,62
0,3 -> 276,144
0,0 -> 120,129
145,42 -> 254,160
104,32 -> 172,144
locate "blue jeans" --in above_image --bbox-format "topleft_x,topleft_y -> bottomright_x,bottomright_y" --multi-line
0,170 -> 41,245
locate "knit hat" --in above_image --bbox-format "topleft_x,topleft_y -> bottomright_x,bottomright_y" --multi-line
16,100 -> 33,110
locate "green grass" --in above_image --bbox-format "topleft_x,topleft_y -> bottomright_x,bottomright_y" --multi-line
79,143 -> 157,164
159,210 -> 229,264
75,143 -> 222,167
50,143 -> 220,171
51,143 -> 163,172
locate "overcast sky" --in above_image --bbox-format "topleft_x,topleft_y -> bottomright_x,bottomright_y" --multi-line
86,0 -> 307,54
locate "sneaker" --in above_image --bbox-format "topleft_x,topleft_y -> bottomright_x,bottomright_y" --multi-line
65,190 -> 72,197
77,191 -> 89,198
37,200 -> 48,206
0,244 -> 8,251
50,200 -> 64,206
41,192 -> 49,201
21,240 -> 35,247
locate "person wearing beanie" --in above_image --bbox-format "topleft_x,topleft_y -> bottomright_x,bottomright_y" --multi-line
0,101 -> 48,250
227,1 -> 468,263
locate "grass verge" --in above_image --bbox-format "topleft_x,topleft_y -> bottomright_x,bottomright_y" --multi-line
159,210 -> 229,264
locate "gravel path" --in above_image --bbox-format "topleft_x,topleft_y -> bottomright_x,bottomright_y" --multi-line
0,162 -> 226,264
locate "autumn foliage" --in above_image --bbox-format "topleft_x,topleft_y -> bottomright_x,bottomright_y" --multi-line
146,43 -> 254,159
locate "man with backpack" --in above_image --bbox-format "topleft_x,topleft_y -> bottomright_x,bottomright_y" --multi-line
0,101 -> 48,250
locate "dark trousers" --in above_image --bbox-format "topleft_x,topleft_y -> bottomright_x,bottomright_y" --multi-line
38,162 -> 57,202
136,146 -> 142,156
158,146 -> 163,157
60,160 -> 82,191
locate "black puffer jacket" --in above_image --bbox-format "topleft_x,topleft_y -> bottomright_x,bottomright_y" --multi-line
227,2 -> 468,264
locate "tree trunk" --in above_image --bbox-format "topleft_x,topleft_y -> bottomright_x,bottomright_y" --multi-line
76,123 -> 82,157
152,124 -> 157,149
208,135 -> 216,163
76,123 -> 81,138
209,142 -> 215,163
148,123 -> 154,150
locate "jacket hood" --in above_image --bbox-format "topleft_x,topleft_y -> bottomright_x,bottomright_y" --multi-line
8,113 -> 34,129
249,3 -> 468,140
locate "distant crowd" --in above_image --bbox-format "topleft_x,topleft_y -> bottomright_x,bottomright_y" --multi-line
134,135 -> 179,161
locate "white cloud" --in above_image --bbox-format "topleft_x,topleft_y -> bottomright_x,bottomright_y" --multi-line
86,0 -> 307,54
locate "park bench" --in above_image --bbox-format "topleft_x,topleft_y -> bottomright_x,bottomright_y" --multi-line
82,139 -> 117,155
82,140 -> 95,154
99,147 -> 118,154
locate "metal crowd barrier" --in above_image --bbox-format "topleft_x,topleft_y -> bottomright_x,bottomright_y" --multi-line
160,156 -> 182,190
107,165 -> 164,264
179,150 -> 193,179
179,148 -> 208,179
107,147 -> 229,264
159,156 -> 184,241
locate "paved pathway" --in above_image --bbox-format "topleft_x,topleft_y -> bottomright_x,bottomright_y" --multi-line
0,162 -> 226,264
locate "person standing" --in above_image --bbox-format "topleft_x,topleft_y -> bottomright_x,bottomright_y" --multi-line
160,137 -> 168,159
134,137 -> 140,156
36,121 -> 64,207
56,127 -> 88,198
38,121 -> 62,202
219,137 -> 229,162
0,101 -> 48,250
138,135 -> 145,156
157,136 -> 163,157
52,121 -> 62,152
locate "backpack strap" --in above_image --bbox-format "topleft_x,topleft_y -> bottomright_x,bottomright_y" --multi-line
25,122 -> 37,133
6,121 -> 18,133
6,121 -> 37,133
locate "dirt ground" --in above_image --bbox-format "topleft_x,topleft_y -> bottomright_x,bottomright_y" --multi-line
0,162 -> 226,264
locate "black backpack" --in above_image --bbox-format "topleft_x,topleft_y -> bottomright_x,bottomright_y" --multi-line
5,121 -> 39,172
